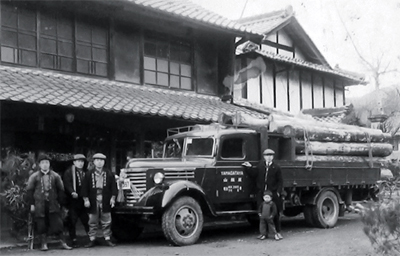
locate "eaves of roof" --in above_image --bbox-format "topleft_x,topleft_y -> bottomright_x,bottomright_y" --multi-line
301,106 -> 349,123
237,7 -> 330,67
236,8 -> 292,35
122,0 -> 263,40
0,66 -> 267,122
239,50 -> 366,85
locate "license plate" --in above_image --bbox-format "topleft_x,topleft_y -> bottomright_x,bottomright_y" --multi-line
121,179 -> 131,190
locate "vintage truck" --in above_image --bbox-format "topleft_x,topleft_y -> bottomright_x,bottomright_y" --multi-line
112,115 -> 391,246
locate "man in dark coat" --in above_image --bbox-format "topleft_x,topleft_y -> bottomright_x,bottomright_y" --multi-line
26,154 -> 72,251
63,154 -> 89,246
82,153 -> 117,247
243,149 -> 284,240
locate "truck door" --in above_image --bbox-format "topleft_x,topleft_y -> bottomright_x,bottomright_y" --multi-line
214,134 -> 259,205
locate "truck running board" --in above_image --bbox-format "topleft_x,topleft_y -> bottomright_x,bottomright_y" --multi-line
215,210 -> 257,216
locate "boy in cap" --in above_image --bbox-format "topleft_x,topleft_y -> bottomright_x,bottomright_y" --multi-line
26,154 -> 72,251
258,190 -> 280,240
63,154 -> 89,246
242,148 -> 284,239
82,153 -> 118,247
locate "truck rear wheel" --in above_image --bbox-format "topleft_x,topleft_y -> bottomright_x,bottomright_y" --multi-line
303,205 -> 315,227
162,196 -> 204,246
311,190 -> 339,228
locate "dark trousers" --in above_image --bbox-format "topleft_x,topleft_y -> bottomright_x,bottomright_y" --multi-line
259,217 -> 277,236
66,199 -> 89,240
257,190 -> 282,233
35,201 -> 64,236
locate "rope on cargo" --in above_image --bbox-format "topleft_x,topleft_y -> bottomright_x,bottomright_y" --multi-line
303,127 -> 313,170
366,132 -> 373,168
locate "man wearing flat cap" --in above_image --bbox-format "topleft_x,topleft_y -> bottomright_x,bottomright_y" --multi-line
63,154 -> 89,246
243,148 -> 283,240
26,154 -> 72,251
81,153 -> 117,247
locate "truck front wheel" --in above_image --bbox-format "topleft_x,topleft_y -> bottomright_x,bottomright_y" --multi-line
311,190 -> 339,228
162,196 -> 204,246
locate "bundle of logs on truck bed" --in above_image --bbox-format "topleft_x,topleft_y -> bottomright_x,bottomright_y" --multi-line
218,112 -> 393,163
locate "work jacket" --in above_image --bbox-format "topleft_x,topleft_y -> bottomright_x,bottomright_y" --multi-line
81,168 -> 117,214
26,170 -> 65,218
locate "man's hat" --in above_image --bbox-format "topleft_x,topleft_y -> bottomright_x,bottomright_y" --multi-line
92,153 -> 106,160
73,154 -> 86,161
263,190 -> 273,196
263,149 -> 275,155
37,154 -> 51,163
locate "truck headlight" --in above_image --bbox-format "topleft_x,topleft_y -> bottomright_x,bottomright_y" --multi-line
153,172 -> 165,184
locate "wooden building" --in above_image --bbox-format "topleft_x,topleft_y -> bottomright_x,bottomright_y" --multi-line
234,6 -> 365,113
0,0 -> 265,173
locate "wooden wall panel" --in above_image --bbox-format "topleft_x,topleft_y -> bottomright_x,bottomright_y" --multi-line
114,25 -> 141,84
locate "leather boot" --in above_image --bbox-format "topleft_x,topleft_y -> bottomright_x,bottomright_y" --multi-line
59,234 -> 72,250
40,234 -> 48,251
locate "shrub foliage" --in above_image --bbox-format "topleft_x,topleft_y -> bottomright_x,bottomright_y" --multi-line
360,177 -> 400,255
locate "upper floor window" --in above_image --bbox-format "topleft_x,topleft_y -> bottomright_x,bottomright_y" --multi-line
1,4 -> 37,67
1,3 -> 108,77
76,18 -> 108,77
144,34 -> 192,90
39,11 -> 74,72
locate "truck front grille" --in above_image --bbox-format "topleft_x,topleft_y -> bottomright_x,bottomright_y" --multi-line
123,168 -> 195,207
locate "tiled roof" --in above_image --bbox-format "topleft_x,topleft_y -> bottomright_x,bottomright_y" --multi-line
236,8 -> 292,34
243,50 -> 365,84
124,0 -> 263,38
0,66 -> 267,122
301,106 -> 349,123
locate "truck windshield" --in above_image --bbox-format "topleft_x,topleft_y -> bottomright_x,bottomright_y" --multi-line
164,138 -> 184,158
185,138 -> 214,157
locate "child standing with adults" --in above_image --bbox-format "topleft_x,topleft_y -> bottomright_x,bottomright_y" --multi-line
258,190 -> 280,240
243,148 -> 284,240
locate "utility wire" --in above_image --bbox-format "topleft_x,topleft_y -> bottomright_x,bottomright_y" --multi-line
239,0 -> 249,19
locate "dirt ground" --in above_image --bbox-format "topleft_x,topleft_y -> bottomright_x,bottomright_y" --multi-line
1,212 -> 378,256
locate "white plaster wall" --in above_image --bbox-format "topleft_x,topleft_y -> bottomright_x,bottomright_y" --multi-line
246,77 -> 261,104
324,78 -> 335,108
278,30 -> 293,46
276,70 -> 288,111
313,75 -> 324,108
294,46 -> 307,61
289,70 -> 301,113
261,62 -> 275,108
335,86 -> 344,106
261,44 -> 276,53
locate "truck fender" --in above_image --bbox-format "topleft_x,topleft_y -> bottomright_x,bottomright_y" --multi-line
301,187 -> 342,205
161,180 -> 215,214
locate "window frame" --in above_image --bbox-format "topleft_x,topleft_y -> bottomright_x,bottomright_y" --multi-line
220,136 -> 246,160
143,32 -> 193,91
0,2 -> 109,78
